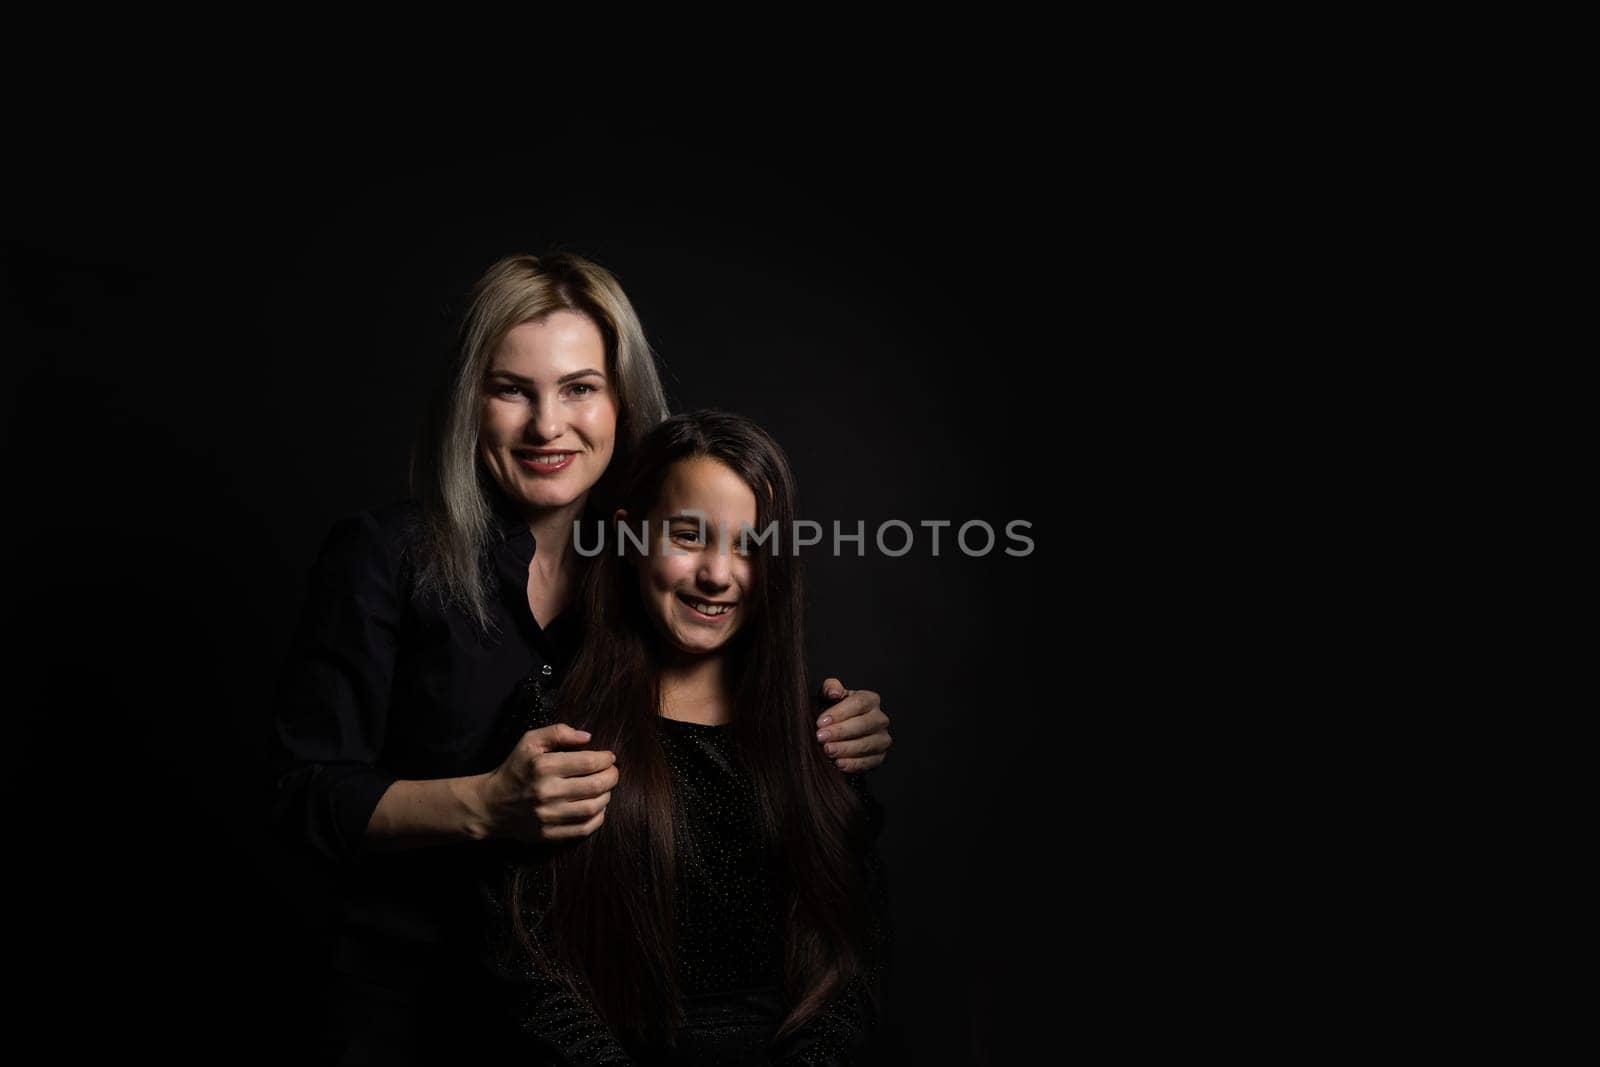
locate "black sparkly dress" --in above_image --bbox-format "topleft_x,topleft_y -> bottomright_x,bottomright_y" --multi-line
474,704 -> 890,1067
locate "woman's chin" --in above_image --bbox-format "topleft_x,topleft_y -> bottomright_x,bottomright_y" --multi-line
515,484 -> 588,512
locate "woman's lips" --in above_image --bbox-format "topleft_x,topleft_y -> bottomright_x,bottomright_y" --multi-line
515,451 -> 576,474
677,591 -> 736,621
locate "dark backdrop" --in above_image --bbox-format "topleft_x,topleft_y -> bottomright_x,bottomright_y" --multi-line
5,133 -> 1067,1063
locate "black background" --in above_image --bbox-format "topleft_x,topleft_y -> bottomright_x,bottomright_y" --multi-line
5,130 -> 1073,1062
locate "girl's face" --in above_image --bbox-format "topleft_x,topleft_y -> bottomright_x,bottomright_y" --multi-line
478,311 -> 618,516
628,456 -> 758,658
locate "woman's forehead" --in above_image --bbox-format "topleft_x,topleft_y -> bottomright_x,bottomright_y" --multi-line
490,313 -> 606,378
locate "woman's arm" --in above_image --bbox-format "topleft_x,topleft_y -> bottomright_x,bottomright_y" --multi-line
268,510 -> 406,864
267,509 -> 484,863
268,509 -> 620,863
361,775 -> 494,851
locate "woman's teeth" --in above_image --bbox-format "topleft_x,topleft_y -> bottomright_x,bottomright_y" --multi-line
524,454 -> 569,465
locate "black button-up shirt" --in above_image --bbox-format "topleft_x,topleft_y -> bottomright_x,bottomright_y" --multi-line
267,491 -> 581,984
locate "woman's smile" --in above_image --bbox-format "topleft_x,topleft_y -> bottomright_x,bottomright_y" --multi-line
514,448 -> 578,474
478,310 -> 617,514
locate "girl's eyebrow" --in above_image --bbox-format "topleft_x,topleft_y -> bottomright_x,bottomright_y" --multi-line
487,368 -> 605,385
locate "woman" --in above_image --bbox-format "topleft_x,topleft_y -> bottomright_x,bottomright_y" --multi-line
267,252 -> 894,1065
480,411 -> 889,1066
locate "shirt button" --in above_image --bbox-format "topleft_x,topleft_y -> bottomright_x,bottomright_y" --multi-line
540,664 -> 553,677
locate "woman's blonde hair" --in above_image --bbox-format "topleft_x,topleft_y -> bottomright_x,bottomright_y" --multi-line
409,252 -> 671,636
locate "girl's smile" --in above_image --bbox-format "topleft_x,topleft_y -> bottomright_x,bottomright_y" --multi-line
625,456 -> 758,657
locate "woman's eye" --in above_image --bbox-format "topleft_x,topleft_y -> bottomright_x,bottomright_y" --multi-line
493,383 -> 521,396
672,529 -> 701,544
568,383 -> 596,397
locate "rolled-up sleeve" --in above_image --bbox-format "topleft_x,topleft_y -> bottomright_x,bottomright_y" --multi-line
267,510 -> 403,868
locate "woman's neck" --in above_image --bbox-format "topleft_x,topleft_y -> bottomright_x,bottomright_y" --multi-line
518,495 -> 588,579
522,496 -> 585,563
659,652 -> 733,726
517,496 -> 586,626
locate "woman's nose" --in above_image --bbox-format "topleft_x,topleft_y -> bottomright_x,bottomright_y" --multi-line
527,393 -> 565,441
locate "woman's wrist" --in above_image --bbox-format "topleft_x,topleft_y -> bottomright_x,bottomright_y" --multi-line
454,772 -> 495,842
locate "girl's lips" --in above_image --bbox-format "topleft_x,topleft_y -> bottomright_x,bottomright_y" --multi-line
515,452 -> 576,474
676,591 -> 737,622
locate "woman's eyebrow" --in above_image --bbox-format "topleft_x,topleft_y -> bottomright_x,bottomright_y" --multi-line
486,368 -> 605,385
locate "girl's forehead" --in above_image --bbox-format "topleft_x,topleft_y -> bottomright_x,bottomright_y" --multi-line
654,458 -> 758,519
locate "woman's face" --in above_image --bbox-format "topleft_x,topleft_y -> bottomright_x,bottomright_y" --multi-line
479,311 -> 618,516
629,456 -> 759,658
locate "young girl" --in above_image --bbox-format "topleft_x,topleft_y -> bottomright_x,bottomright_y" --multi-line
477,410 -> 890,1065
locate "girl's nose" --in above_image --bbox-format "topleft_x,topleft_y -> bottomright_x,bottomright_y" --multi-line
698,528 -> 733,587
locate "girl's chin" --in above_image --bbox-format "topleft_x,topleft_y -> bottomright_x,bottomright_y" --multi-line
666,632 -> 736,656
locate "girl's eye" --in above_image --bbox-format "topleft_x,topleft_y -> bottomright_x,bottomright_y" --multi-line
569,383 -> 596,397
672,528 -> 702,544
493,382 -> 521,396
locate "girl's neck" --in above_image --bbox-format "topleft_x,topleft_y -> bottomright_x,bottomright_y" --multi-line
659,651 -> 733,726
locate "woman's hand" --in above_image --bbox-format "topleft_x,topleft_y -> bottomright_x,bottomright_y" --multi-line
474,723 -> 618,843
816,678 -> 893,773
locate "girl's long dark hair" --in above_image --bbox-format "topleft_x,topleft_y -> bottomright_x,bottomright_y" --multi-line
504,410 -> 874,1048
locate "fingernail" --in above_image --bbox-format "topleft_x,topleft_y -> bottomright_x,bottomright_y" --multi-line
819,716 -> 832,726
825,743 -> 837,755
817,729 -> 830,741
826,687 -> 844,699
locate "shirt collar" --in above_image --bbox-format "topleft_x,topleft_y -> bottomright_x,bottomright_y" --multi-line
487,487 -> 536,560
482,487 -> 592,660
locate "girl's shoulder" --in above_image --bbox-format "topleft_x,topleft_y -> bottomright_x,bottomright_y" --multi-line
843,771 -> 886,841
